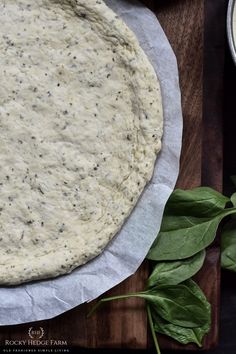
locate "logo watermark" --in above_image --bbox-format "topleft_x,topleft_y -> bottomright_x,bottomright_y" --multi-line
4,327 -> 68,347
28,327 -> 45,340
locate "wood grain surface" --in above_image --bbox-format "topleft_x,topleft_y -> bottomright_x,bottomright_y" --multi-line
0,0 -> 226,351
156,0 -> 204,190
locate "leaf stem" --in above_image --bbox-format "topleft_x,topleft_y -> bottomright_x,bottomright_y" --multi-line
147,303 -> 161,354
87,292 -> 145,318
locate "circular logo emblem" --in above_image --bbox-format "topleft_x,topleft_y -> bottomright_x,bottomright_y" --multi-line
28,327 -> 44,340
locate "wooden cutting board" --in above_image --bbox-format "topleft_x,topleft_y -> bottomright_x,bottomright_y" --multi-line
0,0 -> 226,351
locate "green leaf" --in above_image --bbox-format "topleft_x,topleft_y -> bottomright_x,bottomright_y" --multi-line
152,280 -> 211,347
153,314 -> 206,347
231,193 -> 236,208
147,250 -> 205,288
183,279 -> 211,338
221,219 -> 236,272
147,188 -> 233,261
163,187 -> 229,216
141,283 -> 210,328
88,280 -> 210,329
148,213 -> 229,261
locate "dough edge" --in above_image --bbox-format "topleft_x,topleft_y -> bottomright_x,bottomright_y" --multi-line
0,0 -> 163,285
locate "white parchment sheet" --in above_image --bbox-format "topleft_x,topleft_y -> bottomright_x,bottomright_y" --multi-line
0,0 -> 183,325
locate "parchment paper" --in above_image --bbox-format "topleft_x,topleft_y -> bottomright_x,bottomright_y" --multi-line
0,0 -> 183,325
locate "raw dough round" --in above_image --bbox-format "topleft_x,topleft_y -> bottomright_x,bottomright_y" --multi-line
0,0 -> 163,284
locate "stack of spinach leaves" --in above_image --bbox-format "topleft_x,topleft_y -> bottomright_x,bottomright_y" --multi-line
89,186 -> 236,353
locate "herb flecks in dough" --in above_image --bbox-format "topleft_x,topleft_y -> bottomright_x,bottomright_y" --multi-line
0,0 -> 163,284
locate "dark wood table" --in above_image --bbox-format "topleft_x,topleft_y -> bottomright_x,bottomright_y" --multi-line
0,0 -> 227,352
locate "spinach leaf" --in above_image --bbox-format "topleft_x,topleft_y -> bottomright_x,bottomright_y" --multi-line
221,219 -> 236,272
153,313 -> 207,347
183,279 -> 211,337
88,187 -> 220,353
148,212 -> 229,261
162,187 -> 229,216
152,280 -> 211,347
185,279 -> 211,316
231,193 -> 236,208
141,283 -> 209,327
147,250 -> 205,288
88,282 -> 209,328
147,188 -> 232,261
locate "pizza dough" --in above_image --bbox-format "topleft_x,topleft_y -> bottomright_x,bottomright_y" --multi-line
0,0 -> 163,285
